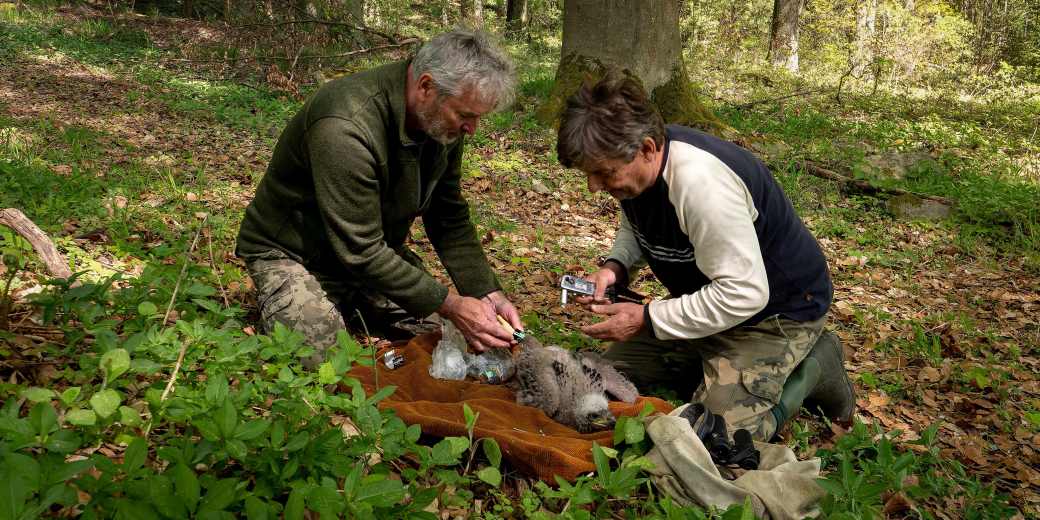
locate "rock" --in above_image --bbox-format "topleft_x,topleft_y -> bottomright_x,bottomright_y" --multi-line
887,194 -> 952,221
864,150 -> 938,180
531,179 -> 552,195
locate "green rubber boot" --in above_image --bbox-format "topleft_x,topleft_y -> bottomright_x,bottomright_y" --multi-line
802,330 -> 856,423
770,355 -> 821,436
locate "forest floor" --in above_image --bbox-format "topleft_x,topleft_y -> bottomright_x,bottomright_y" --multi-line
1,4 -> 1039,518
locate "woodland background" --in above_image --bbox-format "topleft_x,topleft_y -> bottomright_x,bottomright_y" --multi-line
0,0 -> 1038,518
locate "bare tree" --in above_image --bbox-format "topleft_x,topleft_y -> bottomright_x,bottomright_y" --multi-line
538,0 -> 721,131
768,0 -> 804,72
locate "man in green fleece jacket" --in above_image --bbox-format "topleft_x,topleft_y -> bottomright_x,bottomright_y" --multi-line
236,29 -> 523,368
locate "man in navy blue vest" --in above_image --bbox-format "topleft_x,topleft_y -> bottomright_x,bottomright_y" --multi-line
556,75 -> 855,441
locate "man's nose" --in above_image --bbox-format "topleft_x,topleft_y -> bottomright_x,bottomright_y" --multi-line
461,117 -> 479,136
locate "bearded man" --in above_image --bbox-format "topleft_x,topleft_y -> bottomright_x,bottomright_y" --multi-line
237,29 -> 522,368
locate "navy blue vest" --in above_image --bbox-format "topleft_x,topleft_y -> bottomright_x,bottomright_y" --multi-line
620,126 -> 832,326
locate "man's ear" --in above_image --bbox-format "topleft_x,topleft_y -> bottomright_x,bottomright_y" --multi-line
640,137 -> 658,161
416,73 -> 437,101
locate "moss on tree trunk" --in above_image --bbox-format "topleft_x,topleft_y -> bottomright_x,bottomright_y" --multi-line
536,53 -> 724,134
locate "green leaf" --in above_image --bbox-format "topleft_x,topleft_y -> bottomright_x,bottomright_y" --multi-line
355,478 -> 405,508
66,409 -> 97,426
44,430 -> 80,454
137,301 -> 158,317
172,464 -> 200,513
0,453 -> 38,520
29,402 -> 58,437
623,456 -> 655,471
216,399 -> 237,439
283,485 -> 307,520
118,406 -> 142,426
592,443 -> 611,482
225,439 -> 247,459
356,404 -> 382,435
123,437 -> 147,473
317,362 -> 339,385
244,496 -> 269,520
364,385 -> 396,406
476,466 -> 502,487
22,387 -> 56,403
198,478 -> 238,513
463,403 -> 477,433
205,373 -> 229,405
623,417 -> 645,445
482,438 -> 502,468
283,432 -> 309,452
1024,411 -> 1040,427
269,420 -> 286,448
280,458 -> 299,481
59,387 -> 81,406
100,348 -> 131,381
306,485 -> 343,516
446,436 -> 470,457
90,389 -> 121,419
234,420 -> 269,441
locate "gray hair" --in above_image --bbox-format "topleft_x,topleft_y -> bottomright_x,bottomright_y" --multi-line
557,74 -> 665,170
411,28 -> 516,110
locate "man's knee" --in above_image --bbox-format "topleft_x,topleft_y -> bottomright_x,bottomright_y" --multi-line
247,258 -> 346,365
697,361 -> 782,441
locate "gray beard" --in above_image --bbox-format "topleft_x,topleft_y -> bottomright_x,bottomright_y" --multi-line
417,103 -> 459,145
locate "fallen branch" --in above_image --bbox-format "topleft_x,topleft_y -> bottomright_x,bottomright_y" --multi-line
166,38 -> 419,64
796,161 -> 954,205
0,208 -> 72,280
269,38 -> 421,61
232,18 -> 403,43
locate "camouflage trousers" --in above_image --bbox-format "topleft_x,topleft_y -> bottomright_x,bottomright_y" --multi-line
602,315 -> 826,441
246,254 -> 422,369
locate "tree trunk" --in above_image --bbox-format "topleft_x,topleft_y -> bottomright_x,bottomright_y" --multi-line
506,0 -> 528,32
852,0 -> 877,76
462,0 -> 484,25
538,0 -> 722,132
768,0 -> 803,72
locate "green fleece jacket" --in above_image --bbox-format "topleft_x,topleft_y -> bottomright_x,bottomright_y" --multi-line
236,60 -> 501,317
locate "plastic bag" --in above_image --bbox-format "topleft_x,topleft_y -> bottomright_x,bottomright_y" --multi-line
429,319 -> 469,380
429,319 -> 516,384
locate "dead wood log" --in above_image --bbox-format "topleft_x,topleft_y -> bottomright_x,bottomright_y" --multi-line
0,208 -> 72,280
796,161 -> 954,206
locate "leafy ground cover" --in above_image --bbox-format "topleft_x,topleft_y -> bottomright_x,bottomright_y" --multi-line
1,4 -> 1038,518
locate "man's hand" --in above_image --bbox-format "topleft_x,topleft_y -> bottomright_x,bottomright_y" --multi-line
438,293 -> 514,352
574,267 -> 618,305
482,290 -> 523,333
581,302 -> 646,342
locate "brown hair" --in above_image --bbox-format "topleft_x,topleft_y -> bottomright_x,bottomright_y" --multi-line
556,73 -> 665,170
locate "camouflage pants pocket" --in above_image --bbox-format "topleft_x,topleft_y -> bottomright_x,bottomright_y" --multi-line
246,257 -> 348,368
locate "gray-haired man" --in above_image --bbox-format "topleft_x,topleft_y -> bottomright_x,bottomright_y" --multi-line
236,29 -> 523,368
557,76 -> 855,441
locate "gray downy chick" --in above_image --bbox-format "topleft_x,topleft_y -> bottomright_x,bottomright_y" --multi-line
514,338 -> 639,433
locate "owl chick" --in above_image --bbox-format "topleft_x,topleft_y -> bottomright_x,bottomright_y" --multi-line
514,339 -> 639,433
